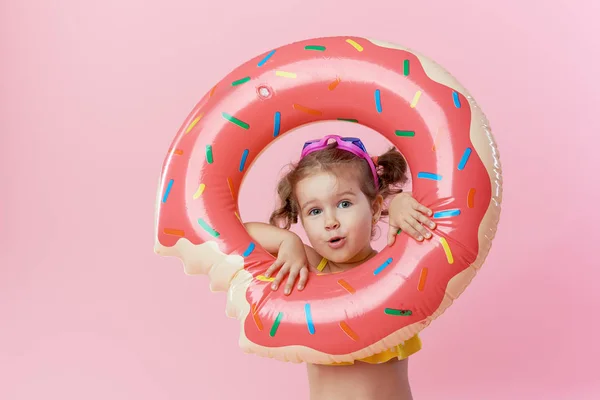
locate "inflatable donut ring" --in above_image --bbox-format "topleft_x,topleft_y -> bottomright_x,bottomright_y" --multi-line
154,36 -> 503,364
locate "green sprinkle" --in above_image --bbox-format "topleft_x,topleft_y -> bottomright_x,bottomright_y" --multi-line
385,308 -> 412,316
231,76 -> 250,86
270,312 -> 283,337
222,112 -> 249,130
397,228 -> 402,234
197,218 -> 219,237
395,130 -> 415,137
305,45 -> 326,51
337,118 -> 359,123
206,145 -> 213,163
403,59 -> 410,76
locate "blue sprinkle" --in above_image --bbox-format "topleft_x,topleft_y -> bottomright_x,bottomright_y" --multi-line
375,89 -> 382,113
273,111 -> 281,137
239,149 -> 249,172
433,209 -> 461,218
243,242 -> 255,257
374,257 -> 393,275
452,91 -> 461,108
458,147 -> 472,170
162,179 -> 174,203
258,49 -> 276,67
417,172 -> 443,181
305,303 -> 315,335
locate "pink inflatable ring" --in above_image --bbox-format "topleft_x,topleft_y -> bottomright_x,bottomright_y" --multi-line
154,36 -> 503,364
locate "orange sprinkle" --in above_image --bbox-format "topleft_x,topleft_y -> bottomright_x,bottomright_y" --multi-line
234,211 -> 241,221
337,279 -> 356,294
339,321 -> 359,341
468,188 -> 476,208
251,304 -> 264,331
163,228 -> 185,237
432,127 -> 443,151
227,177 -> 235,200
417,268 -> 428,291
293,103 -> 322,116
172,149 -> 183,155
209,85 -> 217,97
328,78 -> 341,91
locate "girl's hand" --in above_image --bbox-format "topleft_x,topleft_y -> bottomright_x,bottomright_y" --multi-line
263,235 -> 309,295
387,192 -> 436,245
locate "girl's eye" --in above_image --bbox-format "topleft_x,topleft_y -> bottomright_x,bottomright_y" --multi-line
338,201 -> 352,208
308,209 -> 322,216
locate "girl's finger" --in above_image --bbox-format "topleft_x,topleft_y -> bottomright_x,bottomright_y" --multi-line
414,202 -> 433,216
284,267 -> 300,295
409,218 -> 431,240
415,212 -> 436,230
271,264 -> 290,290
264,259 -> 283,278
297,267 -> 309,290
387,224 -> 400,246
399,222 -> 423,241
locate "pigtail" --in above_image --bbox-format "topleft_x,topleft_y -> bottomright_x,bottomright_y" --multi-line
268,172 -> 299,229
374,147 -> 409,213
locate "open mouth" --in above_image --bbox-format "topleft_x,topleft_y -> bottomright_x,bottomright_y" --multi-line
329,237 -> 344,243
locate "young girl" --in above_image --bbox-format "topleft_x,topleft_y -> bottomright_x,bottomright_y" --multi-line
244,135 -> 436,400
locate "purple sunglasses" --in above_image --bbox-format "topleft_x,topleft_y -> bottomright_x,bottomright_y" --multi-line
300,135 -> 379,190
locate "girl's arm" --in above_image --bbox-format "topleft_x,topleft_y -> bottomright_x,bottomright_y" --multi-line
244,222 -> 320,294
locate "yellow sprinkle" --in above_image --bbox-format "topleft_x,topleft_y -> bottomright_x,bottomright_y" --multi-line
346,39 -> 363,52
276,71 -> 297,78
234,211 -> 241,221
316,258 -> 328,272
256,275 -> 275,282
185,114 -> 203,133
410,91 -> 422,108
440,237 -> 454,264
192,183 -> 205,199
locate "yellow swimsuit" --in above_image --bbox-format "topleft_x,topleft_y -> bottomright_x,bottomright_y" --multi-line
316,258 -> 422,366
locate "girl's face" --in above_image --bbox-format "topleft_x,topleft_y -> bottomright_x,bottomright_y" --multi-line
295,169 -> 382,265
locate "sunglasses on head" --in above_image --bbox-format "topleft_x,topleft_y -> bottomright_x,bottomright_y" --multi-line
300,135 -> 379,190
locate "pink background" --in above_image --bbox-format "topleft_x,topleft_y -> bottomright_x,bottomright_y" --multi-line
1,0 -> 598,399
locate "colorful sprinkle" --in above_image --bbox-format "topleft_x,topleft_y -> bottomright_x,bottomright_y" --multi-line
192,183 -> 206,199
432,127 -> 444,151
163,228 -> 185,237
227,177 -> 235,200
385,308 -> 413,316
468,188 -> 476,208
316,258 -> 327,272
209,85 -> 217,97
222,112 -> 250,130
328,78 -> 341,91
410,90 -> 422,108
239,149 -> 249,172
338,118 -> 358,123
337,279 -> 356,294
395,130 -> 415,137
276,71 -> 297,79
305,45 -> 326,51
346,39 -> 363,52
256,275 -> 275,282
374,89 -> 383,113
232,76 -> 251,86
417,172 -> 442,181
373,257 -> 393,275
458,147 -> 472,170
305,304 -> 315,334
243,242 -> 255,257
234,211 -> 241,221
417,268 -> 428,291
339,321 -> 359,341
440,237 -> 454,264
452,91 -> 461,108
251,304 -> 264,331
269,312 -> 283,337
433,209 -> 461,218
258,49 -> 275,67
273,111 -> 281,137
162,179 -> 174,203
205,145 -> 213,163
197,218 -> 220,237
403,59 -> 410,76
169,148 -> 184,156
293,103 -> 322,116
185,114 -> 203,134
